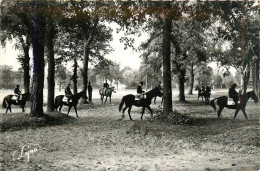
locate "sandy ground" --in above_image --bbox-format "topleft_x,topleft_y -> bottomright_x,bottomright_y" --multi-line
0,89 -> 260,170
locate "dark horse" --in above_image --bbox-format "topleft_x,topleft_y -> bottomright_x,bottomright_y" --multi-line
2,93 -> 30,113
195,86 -> 211,104
99,87 -> 116,104
54,91 -> 84,118
153,93 -> 164,105
119,87 -> 163,120
210,91 -> 258,119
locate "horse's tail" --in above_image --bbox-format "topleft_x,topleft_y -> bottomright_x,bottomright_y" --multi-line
210,98 -> 218,111
119,96 -> 125,112
54,97 -> 59,110
2,97 -> 7,108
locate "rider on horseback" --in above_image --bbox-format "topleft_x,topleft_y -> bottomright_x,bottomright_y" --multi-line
65,83 -> 73,103
201,84 -> 206,92
103,81 -> 109,94
14,84 -> 21,103
137,81 -> 145,104
157,81 -> 162,91
228,83 -> 239,107
206,84 -> 211,94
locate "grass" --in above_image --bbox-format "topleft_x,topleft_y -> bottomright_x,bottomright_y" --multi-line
0,89 -> 259,170
0,112 -> 76,132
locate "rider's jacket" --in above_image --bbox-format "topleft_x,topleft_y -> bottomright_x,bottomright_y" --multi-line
65,86 -> 72,96
228,87 -> 238,98
14,88 -> 21,95
137,85 -> 143,94
103,83 -> 109,88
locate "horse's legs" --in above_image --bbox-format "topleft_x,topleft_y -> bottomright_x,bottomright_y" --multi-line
21,104 -> 25,112
5,105 -> 9,113
141,106 -> 145,120
8,105 -> 12,113
217,106 -> 224,118
161,97 -> 164,105
59,104 -> 63,112
121,106 -> 128,119
67,106 -> 72,115
104,96 -> 108,104
122,106 -> 128,114
109,96 -> 111,104
128,106 -> 132,120
241,108 -> 248,120
74,106 -> 79,118
234,108 -> 241,119
147,106 -> 153,121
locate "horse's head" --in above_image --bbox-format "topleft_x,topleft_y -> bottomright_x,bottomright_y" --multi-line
21,93 -> 31,101
72,91 -> 85,101
79,91 -> 85,97
250,91 -> 259,103
146,87 -> 163,97
111,87 -> 116,93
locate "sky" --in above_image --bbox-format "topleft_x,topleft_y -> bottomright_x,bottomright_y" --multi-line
0,23 -> 236,76
0,23 -> 146,71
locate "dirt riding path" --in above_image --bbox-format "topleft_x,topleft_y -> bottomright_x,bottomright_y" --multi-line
1,99 -> 260,170
1,87 -> 260,170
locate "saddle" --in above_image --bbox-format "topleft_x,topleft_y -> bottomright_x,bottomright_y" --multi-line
62,96 -> 71,103
227,97 -> 236,105
135,94 -> 146,100
101,88 -> 107,94
12,95 -> 19,101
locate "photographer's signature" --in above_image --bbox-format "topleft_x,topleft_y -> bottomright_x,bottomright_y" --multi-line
13,144 -> 40,162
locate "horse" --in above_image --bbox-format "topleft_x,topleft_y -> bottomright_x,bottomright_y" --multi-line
99,87 -> 116,104
210,91 -> 258,119
195,86 -> 205,101
54,91 -> 84,118
119,87 -> 163,120
195,86 -> 211,104
2,93 -> 30,113
153,93 -> 164,105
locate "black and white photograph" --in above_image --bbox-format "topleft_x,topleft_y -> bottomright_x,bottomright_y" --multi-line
0,0 -> 260,170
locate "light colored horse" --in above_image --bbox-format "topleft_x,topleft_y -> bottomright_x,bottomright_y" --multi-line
99,87 -> 116,104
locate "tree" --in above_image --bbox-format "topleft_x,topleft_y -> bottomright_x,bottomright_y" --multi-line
195,65 -> 214,86
109,63 -> 123,89
1,65 -> 13,89
0,0 -> 33,94
234,71 -> 242,86
55,65 -> 67,92
210,2 -> 259,93
213,74 -> 223,89
30,1 -> 47,117
59,1 -> 113,103
45,1 -> 65,112
121,67 -> 139,88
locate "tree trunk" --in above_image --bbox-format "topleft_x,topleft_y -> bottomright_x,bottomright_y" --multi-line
82,36 -> 89,103
252,56 -> 259,98
59,81 -> 61,92
162,18 -> 173,115
178,69 -> 186,101
30,10 -> 46,117
46,23 -> 55,112
81,19 -> 98,104
73,58 -> 78,94
188,63 -> 194,95
22,42 -> 30,94
242,66 -> 250,93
